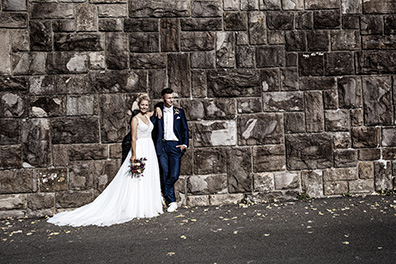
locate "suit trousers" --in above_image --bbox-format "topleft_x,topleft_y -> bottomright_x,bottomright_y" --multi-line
158,141 -> 183,204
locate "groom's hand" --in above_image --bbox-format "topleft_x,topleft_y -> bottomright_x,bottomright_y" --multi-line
176,145 -> 187,152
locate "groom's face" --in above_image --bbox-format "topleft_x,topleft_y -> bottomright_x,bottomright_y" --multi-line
162,93 -> 174,108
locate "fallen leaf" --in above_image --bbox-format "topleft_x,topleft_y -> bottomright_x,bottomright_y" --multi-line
166,252 -> 176,256
180,235 -> 187,239
342,241 -> 350,245
264,234 -> 270,237
190,219 -> 197,222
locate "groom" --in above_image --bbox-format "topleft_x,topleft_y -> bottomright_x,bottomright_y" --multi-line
153,88 -> 189,213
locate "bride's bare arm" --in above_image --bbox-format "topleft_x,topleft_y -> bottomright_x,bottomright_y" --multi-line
130,117 -> 138,161
147,107 -> 163,119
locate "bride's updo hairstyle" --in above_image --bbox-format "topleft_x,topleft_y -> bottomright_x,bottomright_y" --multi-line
131,93 -> 150,111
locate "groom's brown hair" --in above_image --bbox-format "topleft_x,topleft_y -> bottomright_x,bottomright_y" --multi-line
161,88 -> 173,96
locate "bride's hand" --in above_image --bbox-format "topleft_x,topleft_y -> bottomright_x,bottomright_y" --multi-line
130,155 -> 136,163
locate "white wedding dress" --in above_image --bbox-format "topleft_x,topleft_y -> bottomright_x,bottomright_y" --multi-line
48,115 -> 163,227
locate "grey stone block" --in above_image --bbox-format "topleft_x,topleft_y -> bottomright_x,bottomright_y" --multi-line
324,181 -> 348,195
256,46 -> 285,67
325,52 -> 354,76
274,171 -> 300,190
349,180 -> 374,193
193,121 -> 237,147
267,12 -> 293,29
362,35 -> 396,50
30,3 -> 74,19
363,0 -> 396,14
129,32 -> 159,52
52,117 -> 99,144
237,98 -> 262,114
361,15 -> 383,35
334,149 -> 358,168
55,191 -> 94,208
253,145 -> 286,172
160,19 -> 179,52
228,148 -> 252,193
259,0 -> 281,10
76,3 -> 98,32
295,12 -> 313,30
181,32 -> 215,51
351,127 -> 380,148
342,15 -> 360,29
238,113 -> 284,145
314,10 -> 341,29
286,133 -> 333,170
338,77 -> 362,109
54,33 -> 104,51
305,0 -> 340,9
374,161 -> 393,191
333,132 -> 352,149
358,162 -> 374,179
124,19 -> 159,32
181,18 -> 222,31
254,173 -> 275,192
357,51 -> 396,74
0,93 -> 26,118
224,12 -> 248,31
30,21 -> 52,51
341,0 -> 361,14
362,76 -> 392,126
129,0 -> 189,17
298,53 -> 324,76
130,53 -> 167,69
207,69 -> 261,97
216,32 -> 235,68
0,170 -> 35,194
194,148 -> 228,175
236,46 -> 255,68
331,30 -> 360,50
191,0 -> 222,17
261,69 -> 281,92
263,92 -> 304,112
191,70 -> 207,98
168,53 -> 191,97
301,170 -> 324,197
0,119 -> 20,145
384,15 -> 396,35
358,149 -> 381,161
325,109 -> 350,132
36,168 -> 68,192
307,31 -> 329,51
284,112 -> 305,134
305,91 -> 324,132
187,174 -> 227,194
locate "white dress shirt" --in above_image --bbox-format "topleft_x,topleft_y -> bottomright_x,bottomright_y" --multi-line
163,106 -> 179,141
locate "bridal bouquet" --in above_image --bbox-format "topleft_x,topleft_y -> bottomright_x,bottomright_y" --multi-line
130,157 -> 147,178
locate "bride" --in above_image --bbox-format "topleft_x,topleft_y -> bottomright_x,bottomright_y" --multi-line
48,94 -> 163,226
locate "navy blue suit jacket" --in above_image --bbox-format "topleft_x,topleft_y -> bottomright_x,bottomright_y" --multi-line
152,106 -> 189,155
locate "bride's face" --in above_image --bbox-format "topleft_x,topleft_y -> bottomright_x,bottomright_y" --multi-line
139,100 -> 149,113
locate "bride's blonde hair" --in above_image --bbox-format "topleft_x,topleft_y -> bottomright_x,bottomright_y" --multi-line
131,93 -> 150,111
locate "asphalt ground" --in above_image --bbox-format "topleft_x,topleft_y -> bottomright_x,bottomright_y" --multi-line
1,195 -> 396,264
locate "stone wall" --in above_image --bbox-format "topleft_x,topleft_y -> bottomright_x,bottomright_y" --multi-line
1,0 -> 396,218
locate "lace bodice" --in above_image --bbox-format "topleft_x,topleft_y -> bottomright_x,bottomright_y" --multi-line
136,115 -> 153,140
